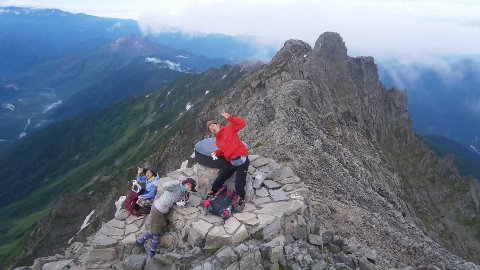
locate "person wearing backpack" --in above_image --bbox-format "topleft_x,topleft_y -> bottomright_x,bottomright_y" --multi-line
136,178 -> 197,257
206,111 -> 249,211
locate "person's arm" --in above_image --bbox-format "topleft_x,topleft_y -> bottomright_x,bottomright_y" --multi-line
136,175 -> 147,184
162,180 -> 181,192
223,112 -> 246,133
214,148 -> 224,157
138,182 -> 156,200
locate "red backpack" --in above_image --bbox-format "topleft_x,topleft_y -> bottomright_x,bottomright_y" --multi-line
203,186 -> 239,220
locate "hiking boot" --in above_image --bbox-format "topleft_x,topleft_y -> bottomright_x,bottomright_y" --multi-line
234,198 -> 245,212
135,240 -> 145,251
206,189 -> 215,198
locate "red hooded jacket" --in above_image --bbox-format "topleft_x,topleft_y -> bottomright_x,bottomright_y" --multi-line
214,116 -> 249,161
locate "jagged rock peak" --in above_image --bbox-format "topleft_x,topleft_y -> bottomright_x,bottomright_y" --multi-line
313,31 -> 348,60
271,39 -> 312,64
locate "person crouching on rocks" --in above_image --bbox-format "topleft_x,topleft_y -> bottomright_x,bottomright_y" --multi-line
124,165 -> 159,216
136,178 -> 197,257
206,111 -> 249,211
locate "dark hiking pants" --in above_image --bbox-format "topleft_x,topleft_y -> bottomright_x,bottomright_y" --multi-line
212,157 -> 250,198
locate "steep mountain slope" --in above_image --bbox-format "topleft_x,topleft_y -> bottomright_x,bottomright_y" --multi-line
0,65 -> 248,268
378,58 -> 480,154
0,35 -> 231,156
419,134 -> 480,180
153,33 -> 480,267
0,7 -> 140,77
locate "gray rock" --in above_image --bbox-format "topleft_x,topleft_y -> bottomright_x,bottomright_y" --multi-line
231,224 -> 249,244
115,209 -> 130,221
121,255 -> 147,270
200,214 -> 224,225
272,166 -> 295,181
271,194 -> 289,202
125,215 -> 144,225
204,226 -> 230,249
256,187 -> 269,197
188,228 -> 205,247
224,216 -> 241,234
279,176 -> 301,184
98,225 -> 124,236
251,156 -> 270,168
254,200 -> 304,217
188,194 -> 203,207
261,235 -> 285,263
263,180 -> 281,189
248,155 -> 260,161
322,231 -> 334,245
252,197 -> 272,206
104,219 -> 125,229
269,189 -> 287,197
91,234 -> 118,248
253,174 -> 266,189
308,234 -> 323,246
85,248 -> 117,262
293,216 -> 307,240
192,219 -> 214,237
41,260 -> 72,270
215,246 -> 238,267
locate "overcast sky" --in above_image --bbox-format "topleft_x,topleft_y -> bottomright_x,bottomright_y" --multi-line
1,0 -> 480,61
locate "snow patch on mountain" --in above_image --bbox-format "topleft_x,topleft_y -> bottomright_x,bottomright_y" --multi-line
470,145 -> 480,155
18,118 -> 31,139
4,84 -> 18,90
43,100 -> 62,113
79,210 -> 95,233
186,102 -> 192,111
205,90 -> 210,95
1,103 -> 15,111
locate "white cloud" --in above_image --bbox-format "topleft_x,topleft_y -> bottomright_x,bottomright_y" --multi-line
2,0 -> 480,59
145,57 -> 183,72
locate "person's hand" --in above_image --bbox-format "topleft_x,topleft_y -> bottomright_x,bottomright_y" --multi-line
176,201 -> 186,207
137,167 -> 143,175
211,152 -> 218,160
221,111 -> 230,119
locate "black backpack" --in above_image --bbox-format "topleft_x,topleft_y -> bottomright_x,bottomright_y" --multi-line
202,186 -> 239,220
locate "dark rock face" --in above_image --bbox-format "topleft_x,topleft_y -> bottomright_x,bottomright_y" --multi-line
201,32 -> 480,267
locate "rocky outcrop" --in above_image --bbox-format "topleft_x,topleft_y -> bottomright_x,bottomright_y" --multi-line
18,32 -> 480,269
203,32 -> 480,267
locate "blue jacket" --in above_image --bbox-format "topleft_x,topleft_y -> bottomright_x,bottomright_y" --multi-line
136,175 -> 159,200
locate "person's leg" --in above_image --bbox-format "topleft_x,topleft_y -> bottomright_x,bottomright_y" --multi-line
211,163 -> 236,194
234,158 -> 250,199
136,231 -> 152,248
148,207 -> 165,257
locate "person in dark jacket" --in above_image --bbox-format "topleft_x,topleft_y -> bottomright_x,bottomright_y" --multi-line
136,178 -> 197,257
206,111 -> 249,211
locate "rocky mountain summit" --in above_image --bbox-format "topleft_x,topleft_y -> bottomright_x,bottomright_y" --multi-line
16,32 -> 480,269
15,155 -> 386,270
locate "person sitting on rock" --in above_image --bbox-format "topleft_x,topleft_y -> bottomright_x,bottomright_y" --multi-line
206,111 -> 249,211
124,165 -> 159,216
136,178 -> 197,257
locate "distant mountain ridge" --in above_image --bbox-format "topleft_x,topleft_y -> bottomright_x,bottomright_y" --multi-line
378,58 -> 480,153
0,7 -> 234,155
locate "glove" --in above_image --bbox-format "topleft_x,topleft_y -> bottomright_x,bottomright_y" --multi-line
176,201 -> 186,207
211,152 -> 218,160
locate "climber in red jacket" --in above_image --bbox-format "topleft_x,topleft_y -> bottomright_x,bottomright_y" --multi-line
206,112 -> 249,211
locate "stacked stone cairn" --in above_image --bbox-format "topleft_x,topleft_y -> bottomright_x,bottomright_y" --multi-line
16,155 -> 390,270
